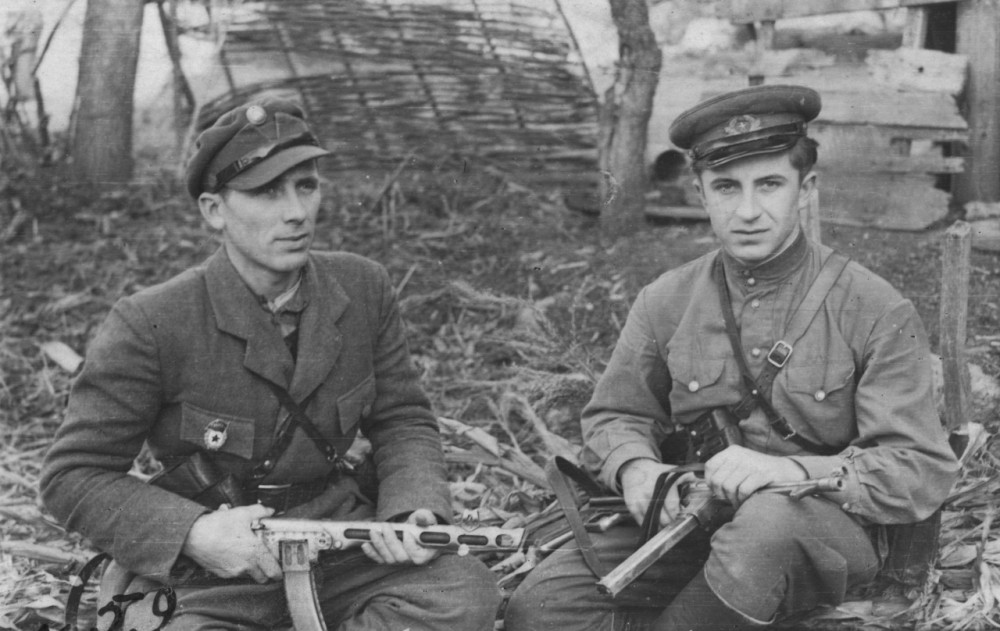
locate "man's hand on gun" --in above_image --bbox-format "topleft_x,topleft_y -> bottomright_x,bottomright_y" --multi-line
620,459 -> 690,526
601,450 -> 845,597
703,445 -> 808,508
182,503 -> 283,583
362,508 -> 441,566
182,505 -> 482,584
621,447 -> 814,530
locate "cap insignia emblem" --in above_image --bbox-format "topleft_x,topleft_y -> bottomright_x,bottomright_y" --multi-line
203,419 -> 229,451
245,105 -> 267,126
723,114 -> 760,136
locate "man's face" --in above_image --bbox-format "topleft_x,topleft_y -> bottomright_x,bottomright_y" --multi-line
695,151 -> 815,265
199,161 -> 321,294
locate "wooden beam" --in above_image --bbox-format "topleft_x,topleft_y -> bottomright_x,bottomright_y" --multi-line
819,172 -> 950,230
902,7 -> 929,48
939,221 -> 971,432
955,0 -> 1000,203
719,0 -> 964,24
866,48 -> 968,97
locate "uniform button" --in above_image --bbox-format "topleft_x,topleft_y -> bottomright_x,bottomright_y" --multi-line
842,502 -> 851,511
747,277 -> 756,286
814,390 -> 827,402
751,299 -> 761,309
688,380 -> 700,393
263,460 -> 273,469
751,347 -> 762,358
246,105 -> 267,125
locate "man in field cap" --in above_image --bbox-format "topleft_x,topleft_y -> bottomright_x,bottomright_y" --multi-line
43,97 -> 501,630
506,85 -> 958,630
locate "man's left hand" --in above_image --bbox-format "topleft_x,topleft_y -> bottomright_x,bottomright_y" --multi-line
361,508 -> 442,566
704,446 -> 807,507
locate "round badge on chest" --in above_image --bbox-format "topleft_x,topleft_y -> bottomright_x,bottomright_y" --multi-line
203,419 -> 229,451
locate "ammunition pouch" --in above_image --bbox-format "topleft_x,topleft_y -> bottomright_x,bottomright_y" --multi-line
148,451 -> 246,508
682,407 -> 744,463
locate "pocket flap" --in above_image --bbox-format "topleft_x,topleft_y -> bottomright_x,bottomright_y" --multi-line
785,356 -> 856,397
667,354 -> 727,392
180,402 -> 257,460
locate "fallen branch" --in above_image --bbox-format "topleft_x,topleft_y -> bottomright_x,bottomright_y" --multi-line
1,541 -> 89,565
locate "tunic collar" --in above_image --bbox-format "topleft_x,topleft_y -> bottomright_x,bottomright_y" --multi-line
720,229 -> 809,288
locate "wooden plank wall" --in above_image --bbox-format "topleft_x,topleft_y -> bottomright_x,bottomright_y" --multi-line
720,0 -> 962,23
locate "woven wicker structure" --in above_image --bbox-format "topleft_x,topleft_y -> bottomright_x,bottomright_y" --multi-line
197,0 -> 599,187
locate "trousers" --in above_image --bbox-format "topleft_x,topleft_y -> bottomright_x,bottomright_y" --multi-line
504,493 -> 880,631
106,550 -> 501,631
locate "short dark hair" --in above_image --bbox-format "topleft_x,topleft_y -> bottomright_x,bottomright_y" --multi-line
692,136 -> 819,181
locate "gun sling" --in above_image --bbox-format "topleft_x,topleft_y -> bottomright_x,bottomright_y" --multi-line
546,457 -> 702,579
712,252 -> 849,455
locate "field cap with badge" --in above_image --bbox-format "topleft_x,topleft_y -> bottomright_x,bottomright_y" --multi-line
668,84 -> 821,169
185,97 -> 330,199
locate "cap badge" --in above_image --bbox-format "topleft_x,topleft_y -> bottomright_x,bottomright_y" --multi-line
723,114 -> 760,136
245,105 -> 267,126
203,419 -> 229,451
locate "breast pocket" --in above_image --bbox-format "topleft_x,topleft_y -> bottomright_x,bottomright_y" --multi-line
337,374 -> 376,436
666,353 -> 733,420
179,402 -> 257,460
780,350 -> 857,441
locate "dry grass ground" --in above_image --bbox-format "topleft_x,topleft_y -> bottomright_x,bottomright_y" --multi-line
1,162 -> 998,630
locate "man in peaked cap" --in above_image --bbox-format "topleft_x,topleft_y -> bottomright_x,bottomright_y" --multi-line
42,98 -> 501,630
505,85 -> 958,630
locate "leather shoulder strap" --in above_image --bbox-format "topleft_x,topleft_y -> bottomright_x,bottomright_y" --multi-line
784,252 -> 850,347
248,384 -> 338,489
714,252 -> 849,456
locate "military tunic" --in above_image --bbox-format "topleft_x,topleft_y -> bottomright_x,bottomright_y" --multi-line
583,233 -> 958,524
505,234 -> 959,629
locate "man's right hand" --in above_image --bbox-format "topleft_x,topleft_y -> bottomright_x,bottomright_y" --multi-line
181,503 -> 282,583
619,459 -> 692,528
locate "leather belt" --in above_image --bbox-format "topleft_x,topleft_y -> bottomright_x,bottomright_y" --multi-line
249,478 -> 330,513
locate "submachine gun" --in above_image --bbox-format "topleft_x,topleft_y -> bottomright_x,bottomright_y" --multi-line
252,519 -> 525,631
595,475 -> 845,597
595,406 -> 846,596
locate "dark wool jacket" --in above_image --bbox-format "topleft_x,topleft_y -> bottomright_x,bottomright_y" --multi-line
41,249 -> 452,581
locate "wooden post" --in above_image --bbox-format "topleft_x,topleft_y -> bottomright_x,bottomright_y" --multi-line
939,221 -> 971,433
956,0 -> 1000,203
902,7 -> 929,47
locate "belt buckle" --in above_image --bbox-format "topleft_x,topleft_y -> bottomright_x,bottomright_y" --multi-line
767,340 -> 793,368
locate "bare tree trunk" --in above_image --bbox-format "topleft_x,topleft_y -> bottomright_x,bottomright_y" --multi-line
71,0 -> 144,183
599,0 -> 661,236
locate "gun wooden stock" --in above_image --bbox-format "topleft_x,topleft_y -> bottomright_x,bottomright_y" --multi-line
596,475 -> 845,597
